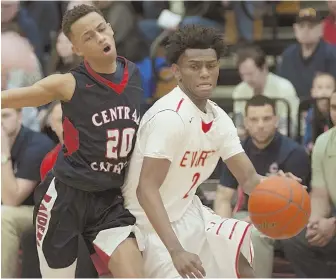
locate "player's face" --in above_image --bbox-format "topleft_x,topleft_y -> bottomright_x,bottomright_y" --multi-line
238,58 -> 266,89
70,12 -> 116,62
330,93 -> 336,126
294,22 -> 321,45
311,75 -> 335,114
244,104 -> 278,146
1,108 -> 21,137
49,103 -> 63,144
173,49 -> 219,99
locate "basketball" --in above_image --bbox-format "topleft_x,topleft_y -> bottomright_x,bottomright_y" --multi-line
248,176 -> 311,239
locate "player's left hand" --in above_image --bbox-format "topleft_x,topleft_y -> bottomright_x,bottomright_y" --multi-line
306,217 -> 336,247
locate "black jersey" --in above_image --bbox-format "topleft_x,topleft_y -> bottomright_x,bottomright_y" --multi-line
53,57 -> 143,192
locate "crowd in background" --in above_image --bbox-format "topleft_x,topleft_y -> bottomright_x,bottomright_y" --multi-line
1,1 -> 336,278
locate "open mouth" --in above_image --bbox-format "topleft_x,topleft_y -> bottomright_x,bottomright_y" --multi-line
103,46 -> 111,53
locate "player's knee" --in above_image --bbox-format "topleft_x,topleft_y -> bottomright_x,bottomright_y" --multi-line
108,238 -> 145,278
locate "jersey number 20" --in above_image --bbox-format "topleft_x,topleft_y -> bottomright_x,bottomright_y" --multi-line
106,128 -> 136,159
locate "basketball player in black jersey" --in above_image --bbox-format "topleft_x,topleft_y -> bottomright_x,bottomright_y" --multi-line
2,4 -> 145,278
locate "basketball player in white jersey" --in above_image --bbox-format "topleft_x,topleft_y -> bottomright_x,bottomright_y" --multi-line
94,26 -> 301,278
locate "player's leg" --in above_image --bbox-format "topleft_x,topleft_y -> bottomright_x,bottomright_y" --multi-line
238,252 -> 255,278
199,196 -> 254,277
34,172 -> 83,278
234,210 -> 274,277
88,190 -> 145,277
108,236 -> 144,277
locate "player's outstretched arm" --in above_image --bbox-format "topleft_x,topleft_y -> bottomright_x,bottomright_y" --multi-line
1,73 -> 75,109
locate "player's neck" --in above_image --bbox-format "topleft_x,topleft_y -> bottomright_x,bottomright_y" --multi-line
179,85 -> 207,112
85,59 -> 117,74
190,98 -> 207,112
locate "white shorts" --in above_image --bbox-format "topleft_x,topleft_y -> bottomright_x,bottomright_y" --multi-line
93,196 -> 254,278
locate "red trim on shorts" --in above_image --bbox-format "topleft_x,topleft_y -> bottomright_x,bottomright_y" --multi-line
235,223 -> 252,278
93,244 -> 110,268
90,252 -> 110,276
175,98 -> 184,112
216,219 -> 229,235
229,221 -> 239,240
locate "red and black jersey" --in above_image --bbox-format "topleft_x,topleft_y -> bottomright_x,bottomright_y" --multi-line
53,57 -> 143,191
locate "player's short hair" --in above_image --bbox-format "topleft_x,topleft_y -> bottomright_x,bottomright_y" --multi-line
245,95 -> 276,115
62,4 -> 103,40
236,44 -> 266,69
165,25 -> 225,64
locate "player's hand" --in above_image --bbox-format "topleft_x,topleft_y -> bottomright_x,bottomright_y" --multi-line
306,217 -> 336,247
277,170 -> 302,183
276,170 -> 308,190
170,249 -> 206,278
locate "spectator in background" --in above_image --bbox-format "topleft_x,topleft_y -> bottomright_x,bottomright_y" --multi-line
283,92 -> 336,278
138,1 -> 254,45
233,44 -> 299,137
214,95 -> 311,278
1,29 -> 43,131
277,8 -> 336,99
1,0 -> 43,64
1,108 -> 54,278
323,0 -> 336,45
21,1 -> 61,54
303,73 -> 335,151
138,1 -> 226,44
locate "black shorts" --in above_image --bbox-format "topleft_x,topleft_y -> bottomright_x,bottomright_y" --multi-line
33,172 -> 135,274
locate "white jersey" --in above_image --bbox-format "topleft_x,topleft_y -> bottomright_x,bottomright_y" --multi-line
123,86 -> 244,228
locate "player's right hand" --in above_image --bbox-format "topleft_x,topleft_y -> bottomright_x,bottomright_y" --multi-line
170,249 -> 206,278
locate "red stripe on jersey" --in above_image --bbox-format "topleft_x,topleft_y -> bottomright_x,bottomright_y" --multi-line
63,117 -> 79,156
235,223 -> 253,278
40,144 -> 62,180
216,219 -> 229,235
84,57 -> 129,94
229,221 -> 239,239
201,121 -> 213,133
176,98 -> 184,112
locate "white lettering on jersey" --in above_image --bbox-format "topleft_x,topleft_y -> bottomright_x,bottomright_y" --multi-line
92,106 -> 139,127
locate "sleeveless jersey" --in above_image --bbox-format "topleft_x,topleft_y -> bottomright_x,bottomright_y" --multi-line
53,57 -> 143,191
122,87 -> 244,227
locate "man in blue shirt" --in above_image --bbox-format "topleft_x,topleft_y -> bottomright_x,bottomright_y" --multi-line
277,8 -> 336,99
1,108 -> 54,277
214,95 -> 311,277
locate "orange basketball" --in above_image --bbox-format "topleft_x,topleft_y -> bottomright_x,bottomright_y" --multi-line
248,176 -> 311,239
